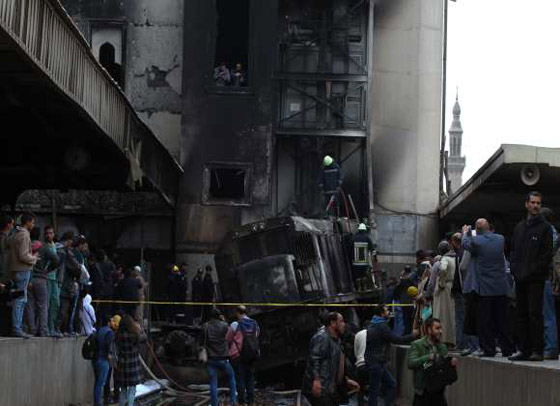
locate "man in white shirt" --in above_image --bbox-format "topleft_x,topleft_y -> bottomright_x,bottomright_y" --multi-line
354,323 -> 369,406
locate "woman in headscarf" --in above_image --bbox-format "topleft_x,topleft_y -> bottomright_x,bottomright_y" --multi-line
80,292 -> 96,336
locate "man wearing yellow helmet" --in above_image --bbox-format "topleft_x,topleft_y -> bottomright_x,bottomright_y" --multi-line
168,263 -> 188,322
318,155 -> 343,216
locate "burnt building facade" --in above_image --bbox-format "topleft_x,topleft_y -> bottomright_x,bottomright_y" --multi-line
58,0 -> 443,278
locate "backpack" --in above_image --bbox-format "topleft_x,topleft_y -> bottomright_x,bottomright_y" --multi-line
82,332 -> 98,360
239,320 -> 260,363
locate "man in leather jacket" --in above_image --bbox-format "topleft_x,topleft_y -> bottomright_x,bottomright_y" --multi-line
302,312 -> 360,406
365,305 -> 419,406
203,308 -> 237,406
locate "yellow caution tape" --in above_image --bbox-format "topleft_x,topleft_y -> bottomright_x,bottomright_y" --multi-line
92,299 -> 414,308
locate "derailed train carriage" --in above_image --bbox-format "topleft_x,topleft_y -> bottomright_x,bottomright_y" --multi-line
214,216 -> 381,370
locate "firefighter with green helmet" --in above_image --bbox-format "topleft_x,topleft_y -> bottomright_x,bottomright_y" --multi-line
318,155 -> 343,216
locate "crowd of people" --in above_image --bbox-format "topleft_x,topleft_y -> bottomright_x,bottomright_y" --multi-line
301,190 -> 560,406
2,189 -> 559,406
383,190 -> 560,363
0,212 -> 153,339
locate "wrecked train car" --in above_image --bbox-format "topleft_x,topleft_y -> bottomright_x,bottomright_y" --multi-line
214,216 -> 378,369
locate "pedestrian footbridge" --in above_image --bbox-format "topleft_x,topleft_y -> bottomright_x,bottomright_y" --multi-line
0,0 -> 182,207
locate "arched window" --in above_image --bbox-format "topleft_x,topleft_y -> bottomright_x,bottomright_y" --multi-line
100,42 -> 116,66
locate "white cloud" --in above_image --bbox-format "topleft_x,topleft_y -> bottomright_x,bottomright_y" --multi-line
446,0 -> 560,181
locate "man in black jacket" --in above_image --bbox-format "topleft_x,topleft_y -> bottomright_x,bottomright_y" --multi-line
203,308 -> 237,406
509,191 -> 554,362
90,250 -> 116,326
365,305 -> 419,406
302,312 -> 360,406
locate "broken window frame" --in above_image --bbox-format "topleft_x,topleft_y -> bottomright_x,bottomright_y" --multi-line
202,162 -> 253,206
206,0 -> 254,95
88,19 -> 127,88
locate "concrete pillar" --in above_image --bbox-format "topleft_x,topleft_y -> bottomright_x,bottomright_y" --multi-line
370,0 -> 443,269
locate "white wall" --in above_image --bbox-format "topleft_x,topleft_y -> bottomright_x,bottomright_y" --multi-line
91,27 -> 123,64
371,0 -> 443,258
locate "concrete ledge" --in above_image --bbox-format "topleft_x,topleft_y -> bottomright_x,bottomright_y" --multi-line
0,337 -> 93,406
390,345 -> 560,406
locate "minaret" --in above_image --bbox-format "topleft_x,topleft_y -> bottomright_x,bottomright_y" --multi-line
447,90 -> 466,194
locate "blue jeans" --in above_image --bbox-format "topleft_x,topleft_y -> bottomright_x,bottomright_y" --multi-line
207,359 -> 237,406
119,385 -> 136,406
94,359 -> 110,406
368,362 -> 396,406
544,280 -> 558,355
11,270 -> 31,334
232,359 -> 255,404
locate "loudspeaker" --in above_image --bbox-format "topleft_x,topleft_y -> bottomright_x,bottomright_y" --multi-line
520,165 -> 540,186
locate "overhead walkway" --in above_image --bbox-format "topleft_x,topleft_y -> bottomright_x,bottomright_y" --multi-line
0,0 -> 182,207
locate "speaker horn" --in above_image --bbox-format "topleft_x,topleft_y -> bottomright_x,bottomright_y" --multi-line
520,165 -> 540,186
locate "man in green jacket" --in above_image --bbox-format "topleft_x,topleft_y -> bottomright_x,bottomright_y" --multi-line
407,318 -> 458,406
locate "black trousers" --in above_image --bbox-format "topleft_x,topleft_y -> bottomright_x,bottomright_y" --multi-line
555,294 -> 560,346
304,394 -> 339,406
516,281 -> 545,355
356,365 -> 369,406
413,390 -> 447,406
478,295 -> 515,356
402,306 -> 413,335
463,293 -> 479,336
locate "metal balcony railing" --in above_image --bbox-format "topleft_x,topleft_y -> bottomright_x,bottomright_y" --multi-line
0,0 -> 182,204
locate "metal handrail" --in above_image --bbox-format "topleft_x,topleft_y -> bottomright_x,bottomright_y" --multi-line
0,0 -> 182,201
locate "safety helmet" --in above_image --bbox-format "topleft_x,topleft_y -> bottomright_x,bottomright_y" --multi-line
358,223 -> 367,231
172,265 -> 180,273
406,286 -> 419,298
323,155 -> 334,167
111,314 -> 122,329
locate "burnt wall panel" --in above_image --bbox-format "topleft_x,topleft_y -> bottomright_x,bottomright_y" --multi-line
178,0 -> 278,252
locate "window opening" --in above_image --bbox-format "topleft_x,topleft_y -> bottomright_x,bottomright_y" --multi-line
203,163 -> 253,206
210,168 -> 247,199
213,0 -> 249,87
99,42 -> 123,86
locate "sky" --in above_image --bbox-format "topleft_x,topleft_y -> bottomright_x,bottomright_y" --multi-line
446,0 -> 560,181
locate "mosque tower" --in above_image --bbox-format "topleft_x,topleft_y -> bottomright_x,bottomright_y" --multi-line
447,91 -> 466,194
